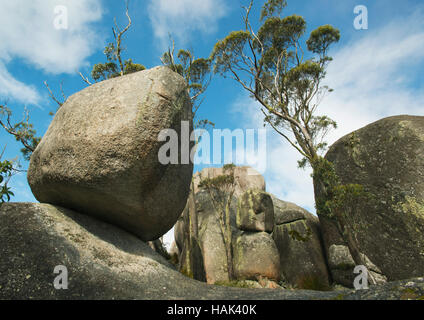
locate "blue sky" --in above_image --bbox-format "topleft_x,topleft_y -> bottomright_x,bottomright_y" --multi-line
1,0 -> 424,245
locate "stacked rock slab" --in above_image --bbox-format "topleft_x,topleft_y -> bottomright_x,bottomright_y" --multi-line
176,189 -> 238,283
321,115 -> 424,282
176,167 -> 266,284
271,196 -> 330,288
234,190 -> 280,282
27,67 -> 193,241
236,189 -> 274,233
176,166 -> 333,287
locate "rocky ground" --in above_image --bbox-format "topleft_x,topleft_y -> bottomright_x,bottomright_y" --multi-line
1,202 -> 423,300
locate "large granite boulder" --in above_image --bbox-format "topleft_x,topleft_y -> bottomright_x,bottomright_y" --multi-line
271,196 -> 330,288
237,189 -> 274,233
27,66 -> 193,241
321,115 -> 424,282
233,232 -> 280,282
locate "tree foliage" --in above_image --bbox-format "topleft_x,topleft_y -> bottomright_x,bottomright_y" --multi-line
162,42 -> 213,129
210,0 -> 340,164
91,44 -> 145,81
91,1 -> 145,82
210,0 -> 375,284
0,105 -> 40,161
0,147 -> 14,204
312,156 -> 377,285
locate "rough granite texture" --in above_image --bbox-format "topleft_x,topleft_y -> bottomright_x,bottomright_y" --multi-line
321,115 -> 424,281
1,203 -> 424,300
237,190 -> 275,233
233,231 -> 280,281
27,66 -> 193,241
271,196 -> 330,287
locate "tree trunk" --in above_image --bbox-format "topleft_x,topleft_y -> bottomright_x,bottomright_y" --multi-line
188,181 -> 198,241
312,171 -> 377,286
224,203 -> 234,280
342,221 -> 377,286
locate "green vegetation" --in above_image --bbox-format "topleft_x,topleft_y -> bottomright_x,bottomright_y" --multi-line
0,158 -> 14,203
210,0 -> 374,285
400,287 -> 424,300
395,196 -> 424,219
161,42 -> 213,129
288,226 -> 312,243
90,1 -> 145,82
0,105 -> 40,161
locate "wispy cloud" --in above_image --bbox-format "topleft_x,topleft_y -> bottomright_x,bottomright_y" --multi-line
0,0 -> 104,104
0,62 -> 40,105
322,9 -> 424,142
147,0 -> 228,48
234,9 -> 424,213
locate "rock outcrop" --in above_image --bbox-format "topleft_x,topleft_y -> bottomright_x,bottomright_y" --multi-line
176,166 -> 330,288
271,196 -> 330,288
237,189 -> 274,233
233,232 -> 280,281
177,190 -> 238,284
27,67 -> 193,241
176,167 -> 269,285
2,202 -> 424,300
328,245 -> 387,287
192,166 -> 265,197
321,115 -> 424,282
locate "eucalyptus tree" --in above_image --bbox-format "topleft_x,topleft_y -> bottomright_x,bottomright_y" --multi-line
211,0 -> 375,284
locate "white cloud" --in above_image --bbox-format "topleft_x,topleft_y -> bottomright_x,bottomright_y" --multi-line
322,10 -> 424,143
0,62 -> 40,104
0,0 -> 104,104
232,97 -> 316,212
233,11 -> 424,214
148,0 -> 228,47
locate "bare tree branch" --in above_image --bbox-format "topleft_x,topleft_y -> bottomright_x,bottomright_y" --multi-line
79,72 -> 92,85
114,0 -> 132,76
44,81 -> 65,107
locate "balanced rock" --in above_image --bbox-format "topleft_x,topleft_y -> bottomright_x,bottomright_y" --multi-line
27,66 -> 193,241
321,115 -> 424,281
272,196 -> 330,288
237,189 -> 274,233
